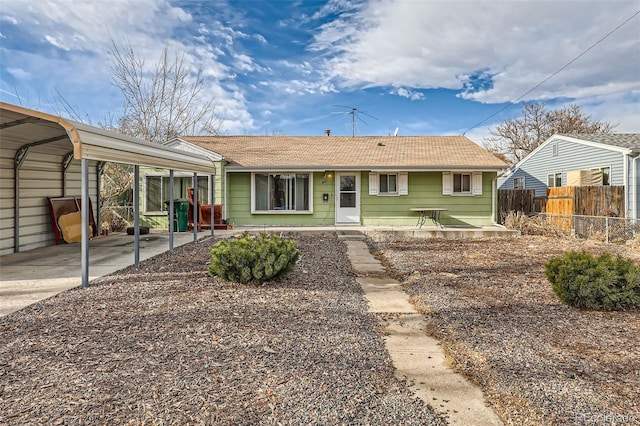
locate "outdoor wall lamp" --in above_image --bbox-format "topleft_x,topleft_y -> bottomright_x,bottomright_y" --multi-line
323,172 -> 333,179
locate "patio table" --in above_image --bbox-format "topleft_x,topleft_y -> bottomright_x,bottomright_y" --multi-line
410,207 -> 448,228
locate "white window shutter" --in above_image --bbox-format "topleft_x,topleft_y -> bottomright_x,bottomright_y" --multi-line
442,172 -> 452,195
369,172 -> 378,195
473,172 -> 483,195
398,172 -> 408,195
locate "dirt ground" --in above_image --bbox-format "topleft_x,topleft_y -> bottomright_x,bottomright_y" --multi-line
370,234 -> 640,426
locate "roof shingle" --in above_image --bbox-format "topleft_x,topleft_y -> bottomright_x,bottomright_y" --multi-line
181,135 -> 507,170
560,133 -> 640,150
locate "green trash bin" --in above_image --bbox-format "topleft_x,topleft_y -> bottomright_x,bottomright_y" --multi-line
165,199 -> 190,232
174,198 -> 189,232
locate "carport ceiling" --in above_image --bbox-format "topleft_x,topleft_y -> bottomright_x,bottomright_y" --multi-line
1,102 -> 215,173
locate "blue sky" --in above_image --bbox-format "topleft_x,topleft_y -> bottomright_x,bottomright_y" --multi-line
1,0 -> 638,146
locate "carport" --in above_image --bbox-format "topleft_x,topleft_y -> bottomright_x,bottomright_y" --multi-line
0,102 -> 216,288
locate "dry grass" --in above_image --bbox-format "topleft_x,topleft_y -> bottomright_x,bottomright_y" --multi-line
372,234 -> 640,426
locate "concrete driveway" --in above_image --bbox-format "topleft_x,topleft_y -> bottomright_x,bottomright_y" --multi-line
0,230 -> 221,316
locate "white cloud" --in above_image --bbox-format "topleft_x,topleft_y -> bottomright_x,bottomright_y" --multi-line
0,0 -> 255,135
44,35 -> 70,51
1,15 -> 19,25
311,0 -> 640,107
391,87 -> 424,101
6,67 -> 30,80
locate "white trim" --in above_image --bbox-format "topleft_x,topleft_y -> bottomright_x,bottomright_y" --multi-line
335,171 -> 361,224
547,172 -> 562,187
369,172 -> 378,195
398,172 -> 408,195
472,172 -> 482,195
442,171 -> 452,195
165,137 -> 224,161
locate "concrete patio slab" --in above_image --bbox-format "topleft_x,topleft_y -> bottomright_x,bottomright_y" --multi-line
0,230 -> 220,316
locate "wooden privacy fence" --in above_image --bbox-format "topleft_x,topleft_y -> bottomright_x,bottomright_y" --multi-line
498,189 -> 535,223
498,186 -> 626,224
546,186 -> 625,217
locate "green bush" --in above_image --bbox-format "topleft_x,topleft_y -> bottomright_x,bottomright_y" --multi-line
545,251 -> 640,311
208,233 -> 300,285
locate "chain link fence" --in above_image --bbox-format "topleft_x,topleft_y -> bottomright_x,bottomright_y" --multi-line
535,213 -> 639,244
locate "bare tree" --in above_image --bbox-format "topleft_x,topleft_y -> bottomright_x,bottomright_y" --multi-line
109,40 -> 221,142
97,40 -> 222,230
484,103 -> 616,165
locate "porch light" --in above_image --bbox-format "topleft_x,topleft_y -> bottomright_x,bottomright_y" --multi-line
323,172 -> 333,179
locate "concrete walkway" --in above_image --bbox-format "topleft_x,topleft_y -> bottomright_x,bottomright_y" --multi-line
343,235 -> 504,425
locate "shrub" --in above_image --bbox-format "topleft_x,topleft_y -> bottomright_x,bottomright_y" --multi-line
545,251 -> 640,311
208,233 -> 300,285
504,212 -> 568,237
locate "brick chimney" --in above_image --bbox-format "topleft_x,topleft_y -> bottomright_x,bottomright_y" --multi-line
325,129 -> 331,136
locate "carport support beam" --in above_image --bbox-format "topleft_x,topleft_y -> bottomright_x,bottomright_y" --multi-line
210,174 -> 214,238
169,170 -> 175,252
81,159 -> 90,288
193,173 -> 198,244
134,165 -> 140,266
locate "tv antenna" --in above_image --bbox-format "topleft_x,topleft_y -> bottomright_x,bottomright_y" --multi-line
331,105 -> 378,137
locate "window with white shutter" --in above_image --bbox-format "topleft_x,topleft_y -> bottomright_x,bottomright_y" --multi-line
369,172 -> 378,195
398,172 -> 408,195
442,172 -> 453,195
472,172 -> 483,195
369,171 -> 408,196
443,171 -> 483,195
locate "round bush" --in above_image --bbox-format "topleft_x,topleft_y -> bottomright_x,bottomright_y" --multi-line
545,251 -> 640,311
208,233 -> 300,285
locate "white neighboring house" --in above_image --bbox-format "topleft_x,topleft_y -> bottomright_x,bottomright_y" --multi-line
498,134 -> 640,219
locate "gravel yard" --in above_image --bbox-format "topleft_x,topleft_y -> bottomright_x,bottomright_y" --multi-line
0,235 -> 444,425
369,234 -> 640,426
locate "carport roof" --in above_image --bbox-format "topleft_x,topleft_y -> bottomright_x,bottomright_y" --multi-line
1,102 -> 215,174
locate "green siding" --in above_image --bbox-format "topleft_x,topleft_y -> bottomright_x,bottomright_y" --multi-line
227,171 -> 497,227
139,167 -> 497,228
227,172 -> 335,226
362,172 -> 496,227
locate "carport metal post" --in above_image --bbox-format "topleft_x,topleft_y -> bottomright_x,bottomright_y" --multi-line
134,165 -> 140,267
209,174 -> 214,238
81,159 -> 89,288
169,170 -> 175,252
192,172 -> 198,243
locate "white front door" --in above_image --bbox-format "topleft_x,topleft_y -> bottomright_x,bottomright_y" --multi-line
335,172 -> 360,224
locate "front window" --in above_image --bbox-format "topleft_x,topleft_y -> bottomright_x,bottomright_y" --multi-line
547,172 -> 562,187
379,173 -> 397,194
254,173 -> 311,212
453,173 -> 471,193
145,175 -> 208,212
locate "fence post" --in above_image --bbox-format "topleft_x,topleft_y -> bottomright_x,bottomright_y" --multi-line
605,217 -> 609,244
